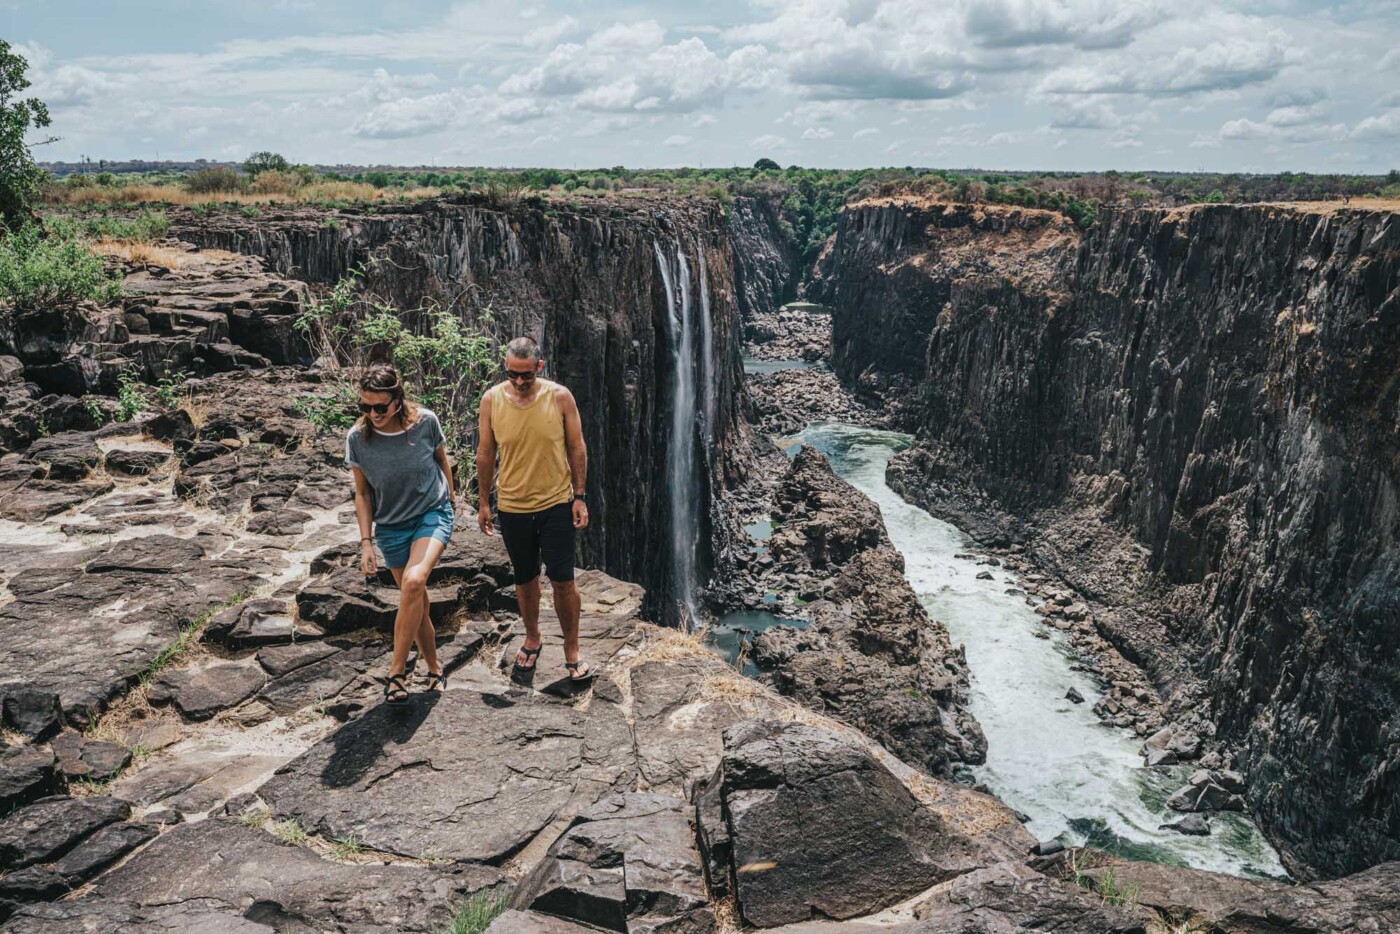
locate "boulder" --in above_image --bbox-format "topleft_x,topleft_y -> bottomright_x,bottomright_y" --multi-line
908,861 -> 1148,933
513,793 -> 713,933
295,567 -> 463,633
144,409 -> 195,443
0,796 -> 130,869
52,822 -> 159,883
49,734 -> 132,783
148,661 -> 266,721
695,719 -> 1006,928
1159,814 -> 1211,836
0,746 -> 58,811
102,447 -> 172,477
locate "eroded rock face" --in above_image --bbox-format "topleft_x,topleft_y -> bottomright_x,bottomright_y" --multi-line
751,446 -> 985,774
694,719 -> 1023,928
821,198 -> 1400,877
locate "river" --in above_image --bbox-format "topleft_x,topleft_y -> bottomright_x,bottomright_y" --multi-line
780,422 -> 1289,880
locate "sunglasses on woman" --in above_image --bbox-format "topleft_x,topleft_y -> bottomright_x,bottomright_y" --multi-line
358,401 -> 397,415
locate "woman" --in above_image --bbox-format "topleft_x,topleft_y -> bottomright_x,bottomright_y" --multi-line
346,364 -> 456,704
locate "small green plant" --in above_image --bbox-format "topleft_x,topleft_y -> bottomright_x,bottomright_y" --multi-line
115,367 -> 143,422
270,817 -> 308,845
321,216 -> 343,230
83,394 -> 106,424
294,384 -> 358,433
154,369 -> 189,410
329,832 -> 366,860
33,416 -> 49,438
239,205 -> 262,219
190,202 -> 217,217
1092,866 -> 1141,909
442,890 -> 508,934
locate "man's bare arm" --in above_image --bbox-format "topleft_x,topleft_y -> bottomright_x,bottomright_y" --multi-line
559,387 -> 587,494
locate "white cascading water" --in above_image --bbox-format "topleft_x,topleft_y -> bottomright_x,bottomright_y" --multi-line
696,241 -> 717,452
655,241 -> 701,625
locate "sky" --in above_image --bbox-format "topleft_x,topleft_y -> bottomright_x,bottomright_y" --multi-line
8,0 -> 1400,173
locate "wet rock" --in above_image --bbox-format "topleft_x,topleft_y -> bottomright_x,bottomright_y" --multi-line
1166,771 -> 1246,813
0,746 -> 58,810
89,817 -> 502,933
259,688 -> 635,863
1065,687 -> 1085,704
0,796 -> 130,869
695,719 -> 1016,928
1159,814 -> 1211,836
513,792 -> 713,932
2,691 -> 63,741
975,570 -> 993,580
148,661 -> 266,721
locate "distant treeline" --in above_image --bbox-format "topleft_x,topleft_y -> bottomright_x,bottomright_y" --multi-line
37,158 -> 1400,262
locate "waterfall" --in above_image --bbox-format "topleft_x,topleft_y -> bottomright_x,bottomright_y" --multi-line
655,241 -> 701,625
697,241 -> 717,450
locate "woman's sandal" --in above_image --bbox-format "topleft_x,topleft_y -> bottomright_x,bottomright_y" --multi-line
424,671 -> 447,692
565,660 -> 594,682
383,673 -> 410,705
512,644 -> 542,673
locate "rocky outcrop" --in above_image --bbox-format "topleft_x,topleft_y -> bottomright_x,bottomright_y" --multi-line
821,197 -> 1400,878
749,446 -> 985,774
728,195 -> 799,322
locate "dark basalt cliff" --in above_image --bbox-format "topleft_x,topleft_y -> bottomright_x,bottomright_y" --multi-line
818,197 -> 1400,878
172,195 -> 788,618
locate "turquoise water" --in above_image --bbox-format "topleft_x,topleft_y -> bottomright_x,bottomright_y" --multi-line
742,358 -> 814,375
709,609 -> 806,677
781,423 -> 1289,880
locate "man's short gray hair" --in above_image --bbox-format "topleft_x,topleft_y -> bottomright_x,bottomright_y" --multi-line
505,336 -> 539,363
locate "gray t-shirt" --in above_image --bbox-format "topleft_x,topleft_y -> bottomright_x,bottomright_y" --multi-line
345,408 -> 450,527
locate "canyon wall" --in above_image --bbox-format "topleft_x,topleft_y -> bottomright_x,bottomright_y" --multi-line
819,198 -> 1400,878
175,196 -> 787,618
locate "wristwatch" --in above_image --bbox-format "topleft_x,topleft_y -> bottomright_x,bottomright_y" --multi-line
574,492 -> 587,502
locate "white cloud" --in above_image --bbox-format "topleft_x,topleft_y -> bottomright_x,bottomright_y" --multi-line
965,0 -> 1164,51
523,15 -> 581,48
663,134 -> 692,146
692,113 -> 719,126
1352,109 -> 1400,140
1038,35 -> 1289,97
348,90 -> 474,139
752,133 -> 785,149
853,126 -> 879,138
801,126 -> 833,139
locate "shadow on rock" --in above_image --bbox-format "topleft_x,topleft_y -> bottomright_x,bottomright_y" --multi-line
320,691 -> 440,789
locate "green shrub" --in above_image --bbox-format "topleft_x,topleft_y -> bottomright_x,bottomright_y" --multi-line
442,890 -> 508,934
185,167 -> 247,194
0,224 -> 123,312
115,367 -> 143,422
46,208 -> 169,243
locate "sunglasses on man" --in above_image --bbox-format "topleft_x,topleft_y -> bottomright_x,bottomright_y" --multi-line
505,367 -> 537,383
358,401 -> 398,415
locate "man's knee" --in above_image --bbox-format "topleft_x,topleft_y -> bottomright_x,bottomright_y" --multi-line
550,578 -> 577,595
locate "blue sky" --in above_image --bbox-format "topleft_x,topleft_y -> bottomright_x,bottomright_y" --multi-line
8,0 -> 1400,172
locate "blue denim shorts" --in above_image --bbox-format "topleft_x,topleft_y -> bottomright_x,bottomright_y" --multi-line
375,501 -> 454,569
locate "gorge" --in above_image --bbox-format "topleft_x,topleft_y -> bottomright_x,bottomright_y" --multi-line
0,191 -> 1397,931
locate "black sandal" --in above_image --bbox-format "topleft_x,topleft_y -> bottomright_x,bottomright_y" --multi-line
565,660 -> 594,682
513,643 -> 542,673
424,671 -> 447,692
383,673 -> 410,705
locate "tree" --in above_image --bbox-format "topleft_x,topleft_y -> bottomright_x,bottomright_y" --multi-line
243,150 -> 289,177
753,157 -> 780,171
0,39 -> 55,230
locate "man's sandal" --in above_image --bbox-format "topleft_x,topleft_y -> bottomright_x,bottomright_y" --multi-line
565,660 -> 594,682
424,671 -> 447,692
513,644 -> 542,673
383,673 -> 410,705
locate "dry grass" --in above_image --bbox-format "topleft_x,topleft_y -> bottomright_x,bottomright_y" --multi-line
1148,913 -> 1211,934
45,181 -> 441,208
712,897 -> 742,933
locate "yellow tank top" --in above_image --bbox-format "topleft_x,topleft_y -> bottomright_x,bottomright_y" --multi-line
490,379 -> 574,514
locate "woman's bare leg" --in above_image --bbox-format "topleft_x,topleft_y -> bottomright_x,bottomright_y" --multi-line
388,537 -> 446,680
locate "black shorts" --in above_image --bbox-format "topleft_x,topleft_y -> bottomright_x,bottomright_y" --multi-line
497,501 -> 576,585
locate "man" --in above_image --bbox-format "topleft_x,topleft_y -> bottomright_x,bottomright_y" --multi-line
476,336 -> 592,681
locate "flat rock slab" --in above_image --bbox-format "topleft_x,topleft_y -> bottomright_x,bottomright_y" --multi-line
0,795 -> 130,870
149,661 -> 266,721
484,910 -> 610,933
88,817 -> 503,933
3,899 -> 275,933
260,688 -> 635,864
